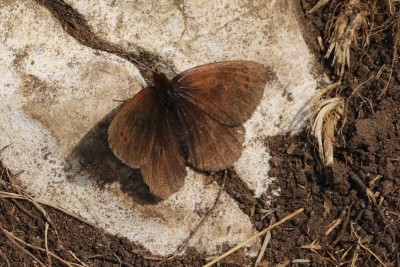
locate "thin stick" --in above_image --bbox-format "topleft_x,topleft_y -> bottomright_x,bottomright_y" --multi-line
358,241 -> 387,267
68,251 -> 89,267
204,208 -> 304,267
87,255 -> 134,267
113,253 -> 122,266
0,249 -> 11,267
156,173 -> 227,266
350,244 -> 359,267
0,223 -> 47,267
254,231 -> 271,266
0,191 -> 97,228
176,175 -> 226,253
1,226 -> 84,267
0,181 -> 57,233
334,201 -> 355,244
45,223 -> 51,267
10,198 -> 44,223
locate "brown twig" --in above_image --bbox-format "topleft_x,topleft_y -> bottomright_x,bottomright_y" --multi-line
68,251 -> 88,267
0,249 -> 11,267
45,223 -> 52,267
358,240 -> 388,267
1,225 -> 84,267
334,201 -> 355,244
0,191 -> 97,229
0,178 -> 58,234
10,198 -> 45,225
326,203 -> 348,236
0,222 -> 47,267
155,173 -> 227,266
87,255 -> 135,267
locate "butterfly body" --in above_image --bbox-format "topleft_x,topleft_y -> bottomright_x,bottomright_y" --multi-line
108,60 -> 268,199
152,72 -> 177,109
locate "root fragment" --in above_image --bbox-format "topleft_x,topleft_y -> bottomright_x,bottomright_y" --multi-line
325,1 -> 369,77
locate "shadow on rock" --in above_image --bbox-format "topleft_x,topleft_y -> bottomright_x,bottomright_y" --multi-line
65,105 -> 160,205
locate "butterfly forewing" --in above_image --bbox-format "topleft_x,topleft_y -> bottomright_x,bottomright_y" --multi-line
178,99 -> 245,171
108,87 -> 186,198
174,61 -> 267,126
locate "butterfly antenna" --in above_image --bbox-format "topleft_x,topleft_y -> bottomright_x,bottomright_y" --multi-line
171,28 -> 186,61
156,27 -> 186,76
128,26 -> 187,80
121,52 -> 157,74
171,1 -> 188,60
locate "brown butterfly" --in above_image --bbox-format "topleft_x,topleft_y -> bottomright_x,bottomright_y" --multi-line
108,60 -> 268,199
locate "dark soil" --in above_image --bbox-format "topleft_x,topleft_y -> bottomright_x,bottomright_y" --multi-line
1,0 -> 399,266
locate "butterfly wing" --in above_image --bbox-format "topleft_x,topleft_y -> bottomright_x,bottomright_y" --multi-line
174,60 -> 268,126
177,99 -> 245,171
108,87 -> 186,199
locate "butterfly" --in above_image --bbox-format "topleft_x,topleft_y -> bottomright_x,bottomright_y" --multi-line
108,60 -> 268,199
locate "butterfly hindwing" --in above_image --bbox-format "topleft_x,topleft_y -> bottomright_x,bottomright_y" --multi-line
174,60 -> 267,126
178,99 -> 245,171
108,87 -> 186,198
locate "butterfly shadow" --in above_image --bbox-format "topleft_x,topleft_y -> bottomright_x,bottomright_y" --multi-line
65,105 -> 160,205
286,98 -> 312,132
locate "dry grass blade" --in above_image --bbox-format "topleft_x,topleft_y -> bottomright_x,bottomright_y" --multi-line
323,191 -> 332,217
0,191 -> 97,228
358,241 -> 388,267
307,0 -> 330,13
325,216 -> 343,236
310,97 -> 344,166
68,251 -> 89,267
45,223 -> 51,266
276,259 -> 290,267
301,240 -> 323,250
0,249 -> 11,267
1,226 -> 85,267
369,175 -> 383,187
0,223 -> 47,267
351,244 -> 360,267
204,208 -> 304,267
0,179 -> 57,233
309,81 -> 341,105
292,259 -> 311,263
254,231 -> 271,267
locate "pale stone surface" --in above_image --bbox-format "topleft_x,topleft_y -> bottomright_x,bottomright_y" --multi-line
0,0 -> 318,256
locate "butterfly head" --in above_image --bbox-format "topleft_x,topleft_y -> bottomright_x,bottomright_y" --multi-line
153,72 -> 177,108
153,72 -> 172,89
